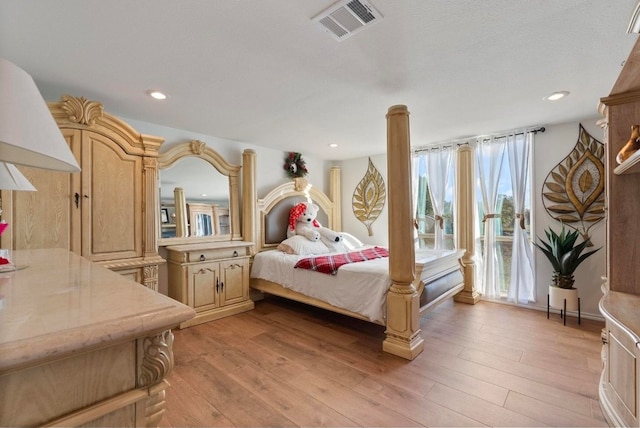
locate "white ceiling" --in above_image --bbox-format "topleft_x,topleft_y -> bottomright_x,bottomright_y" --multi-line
1,1 -> 638,161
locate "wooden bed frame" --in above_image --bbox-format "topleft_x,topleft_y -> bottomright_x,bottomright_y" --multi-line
249,105 -> 471,360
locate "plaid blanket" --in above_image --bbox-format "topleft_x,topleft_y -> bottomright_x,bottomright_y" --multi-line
294,246 -> 389,275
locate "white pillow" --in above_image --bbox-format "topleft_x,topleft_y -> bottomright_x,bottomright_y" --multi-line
320,232 -> 366,253
341,232 -> 365,250
321,238 -> 349,254
277,236 -> 330,255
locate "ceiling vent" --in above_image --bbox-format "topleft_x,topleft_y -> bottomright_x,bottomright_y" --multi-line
312,0 -> 383,41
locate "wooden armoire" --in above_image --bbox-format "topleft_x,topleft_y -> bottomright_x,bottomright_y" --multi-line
598,36 -> 640,427
0,95 -> 165,290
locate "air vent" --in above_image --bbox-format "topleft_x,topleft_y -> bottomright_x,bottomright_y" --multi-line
312,0 -> 383,41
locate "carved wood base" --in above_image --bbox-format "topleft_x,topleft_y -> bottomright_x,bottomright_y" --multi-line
382,332 -> 424,360
454,289 -> 481,304
384,285 -> 424,360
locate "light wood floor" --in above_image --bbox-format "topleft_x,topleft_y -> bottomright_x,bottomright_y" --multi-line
160,296 -> 607,427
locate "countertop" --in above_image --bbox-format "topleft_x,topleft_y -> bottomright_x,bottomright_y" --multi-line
0,248 -> 195,372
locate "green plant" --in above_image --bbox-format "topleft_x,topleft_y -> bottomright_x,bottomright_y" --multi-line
534,225 -> 601,289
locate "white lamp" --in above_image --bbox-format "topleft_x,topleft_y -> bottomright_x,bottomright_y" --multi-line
0,162 -> 36,191
0,58 -> 80,172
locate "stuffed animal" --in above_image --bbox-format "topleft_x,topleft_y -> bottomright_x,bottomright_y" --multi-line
288,202 -> 343,243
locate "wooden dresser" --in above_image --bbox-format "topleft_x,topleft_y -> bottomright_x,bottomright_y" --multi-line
0,248 -> 195,427
0,95 -> 165,290
166,241 -> 254,328
599,36 -> 640,427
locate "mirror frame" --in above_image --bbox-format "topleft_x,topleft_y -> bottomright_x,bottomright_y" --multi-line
158,139 -> 241,245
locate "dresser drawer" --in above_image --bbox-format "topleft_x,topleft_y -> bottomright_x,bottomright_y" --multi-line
183,247 -> 246,262
165,242 -> 252,264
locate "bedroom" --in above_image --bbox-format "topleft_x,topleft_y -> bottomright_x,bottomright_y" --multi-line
0,0 -> 639,426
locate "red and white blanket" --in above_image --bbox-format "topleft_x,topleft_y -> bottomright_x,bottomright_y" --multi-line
294,246 -> 389,275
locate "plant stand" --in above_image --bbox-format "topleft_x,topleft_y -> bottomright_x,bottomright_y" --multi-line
547,286 -> 581,325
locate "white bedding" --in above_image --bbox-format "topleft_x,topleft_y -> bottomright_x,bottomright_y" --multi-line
250,246 -> 391,323
250,246 -> 464,324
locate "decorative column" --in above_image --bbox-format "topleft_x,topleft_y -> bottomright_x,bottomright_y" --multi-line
242,149 -> 257,253
329,166 -> 342,231
382,105 -> 424,360
453,144 -> 480,304
142,151 -> 163,292
174,187 -> 188,237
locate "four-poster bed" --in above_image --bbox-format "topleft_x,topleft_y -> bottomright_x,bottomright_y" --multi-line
249,105 -> 476,360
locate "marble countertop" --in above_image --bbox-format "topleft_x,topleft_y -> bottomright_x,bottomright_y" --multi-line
0,248 -> 195,372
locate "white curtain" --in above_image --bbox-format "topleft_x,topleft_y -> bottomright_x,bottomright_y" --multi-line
411,154 -> 421,248
506,132 -> 535,303
425,147 -> 453,249
476,137 -> 506,298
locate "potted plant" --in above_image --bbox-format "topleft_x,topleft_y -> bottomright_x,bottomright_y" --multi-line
534,224 -> 601,311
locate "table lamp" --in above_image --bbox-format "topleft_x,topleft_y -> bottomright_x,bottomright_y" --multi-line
0,57 -> 79,270
0,57 -> 80,172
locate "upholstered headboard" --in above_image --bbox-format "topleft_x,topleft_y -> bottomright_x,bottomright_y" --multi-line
256,180 -> 339,252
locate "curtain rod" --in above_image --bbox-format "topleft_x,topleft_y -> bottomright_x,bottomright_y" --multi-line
413,126 -> 545,153
479,126 -> 546,143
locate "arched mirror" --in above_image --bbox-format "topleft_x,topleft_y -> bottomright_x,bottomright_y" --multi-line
158,140 -> 241,245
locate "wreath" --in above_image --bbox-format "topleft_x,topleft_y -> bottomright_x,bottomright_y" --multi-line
283,152 -> 308,178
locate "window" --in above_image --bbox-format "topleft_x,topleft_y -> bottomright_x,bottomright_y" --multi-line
475,132 -> 534,301
414,152 -> 455,250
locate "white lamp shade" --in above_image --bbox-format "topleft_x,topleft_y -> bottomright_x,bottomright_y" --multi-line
0,162 -> 36,191
0,58 -> 80,172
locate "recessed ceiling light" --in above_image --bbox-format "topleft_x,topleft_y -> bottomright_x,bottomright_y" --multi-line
200,193 -> 207,197
146,90 -> 168,100
544,91 -> 569,101
329,143 -> 338,148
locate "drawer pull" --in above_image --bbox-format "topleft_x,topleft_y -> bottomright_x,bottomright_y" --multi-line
233,250 -> 238,257
199,254 -> 205,262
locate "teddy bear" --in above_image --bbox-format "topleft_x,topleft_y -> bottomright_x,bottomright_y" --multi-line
287,202 -> 343,243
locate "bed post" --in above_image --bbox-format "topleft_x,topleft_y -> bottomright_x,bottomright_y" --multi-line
383,105 -> 425,360
242,149 -> 257,254
329,166 -> 342,231
453,145 -> 480,304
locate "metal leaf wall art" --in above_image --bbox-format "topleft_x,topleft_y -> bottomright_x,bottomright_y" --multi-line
352,158 -> 386,236
542,124 -> 605,241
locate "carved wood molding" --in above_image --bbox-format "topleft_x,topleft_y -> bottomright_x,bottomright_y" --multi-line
138,330 -> 174,388
60,95 -> 103,125
144,381 -> 170,427
98,256 -> 166,270
158,139 -> 241,175
143,264 -> 159,291
48,95 -> 165,155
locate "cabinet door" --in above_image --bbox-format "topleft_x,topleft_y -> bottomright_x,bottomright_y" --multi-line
81,132 -> 142,261
2,128 -> 81,252
219,258 -> 249,307
606,321 -> 639,426
188,262 -> 219,312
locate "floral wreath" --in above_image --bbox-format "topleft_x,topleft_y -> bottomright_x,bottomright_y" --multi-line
283,152 -> 308,179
